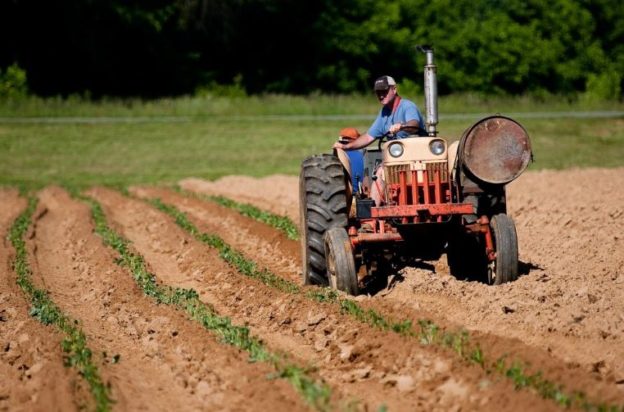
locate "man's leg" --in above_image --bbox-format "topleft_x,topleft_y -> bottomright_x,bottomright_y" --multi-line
370,165 -> 385,206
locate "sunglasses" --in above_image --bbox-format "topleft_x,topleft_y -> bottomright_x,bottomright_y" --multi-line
375,88 -> 393,98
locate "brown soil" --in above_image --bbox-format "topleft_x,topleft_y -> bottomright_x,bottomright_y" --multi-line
180,168 -> 624,402
28,187 -> 307,412
2,166 -> 623,410
0,189 -> 84,412
180,175 -> 300,222
100,186 -> 555,411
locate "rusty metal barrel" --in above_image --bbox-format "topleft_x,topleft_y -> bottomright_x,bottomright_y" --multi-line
458,116 -> 532,185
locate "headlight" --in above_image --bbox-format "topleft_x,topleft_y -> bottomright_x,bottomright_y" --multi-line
429,139 -> 445,155
388,142 -> 404,158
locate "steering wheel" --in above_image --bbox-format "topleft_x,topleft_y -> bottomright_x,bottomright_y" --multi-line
376,124 -> 420,150
377,131 -> 394,151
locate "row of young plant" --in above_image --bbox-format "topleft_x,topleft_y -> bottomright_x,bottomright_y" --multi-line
9,197 -> 113,411
79,195 -> 333,411
175,187 -> 299,240
149,195 -> 622,412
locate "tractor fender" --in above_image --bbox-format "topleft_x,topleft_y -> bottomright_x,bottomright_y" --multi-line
334,148 -> 355,215
448,140 -> 460,181
335,148 -> 353,191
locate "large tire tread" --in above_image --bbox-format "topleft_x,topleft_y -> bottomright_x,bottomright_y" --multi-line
300,154 -> 349,286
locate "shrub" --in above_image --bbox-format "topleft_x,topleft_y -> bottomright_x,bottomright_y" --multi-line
194,74 -> 247,98
583,68 -> 622,102
0,63 -> 28,100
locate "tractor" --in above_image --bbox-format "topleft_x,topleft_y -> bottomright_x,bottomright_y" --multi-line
299,47 -> 532,295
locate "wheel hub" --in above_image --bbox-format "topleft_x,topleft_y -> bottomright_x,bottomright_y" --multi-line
327,250 -> 338,289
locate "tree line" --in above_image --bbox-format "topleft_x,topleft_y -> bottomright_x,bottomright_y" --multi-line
1,0 -> 622,99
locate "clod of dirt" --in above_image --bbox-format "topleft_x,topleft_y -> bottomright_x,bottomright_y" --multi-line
502,306 -> 516,314
380,374 -> 415,392
396,375 -> 415,392
307,312 -> 326,326
437,378 -> 469,400
292,321 -> 307,333
351,365 -> 372,381
313,334 -> 329,352
338,344 -> 354,361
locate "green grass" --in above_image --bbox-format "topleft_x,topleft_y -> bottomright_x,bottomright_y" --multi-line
1,93 -> 622,118
80,194 -> 333,411
0,95 -> 623,190
9,197 -> 113,412
149,195 -> 623,411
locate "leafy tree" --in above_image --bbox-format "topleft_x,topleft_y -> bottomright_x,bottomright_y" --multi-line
0,64 -> 28,100
0,0 -> 621,97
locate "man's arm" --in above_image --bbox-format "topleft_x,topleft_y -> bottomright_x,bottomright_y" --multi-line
333,133 -> 374,150
388,119 -> 419,134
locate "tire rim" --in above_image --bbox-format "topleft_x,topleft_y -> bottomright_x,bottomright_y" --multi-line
327,249 -> 338,289
488,226 -> 498,284
488,260 -> 496,284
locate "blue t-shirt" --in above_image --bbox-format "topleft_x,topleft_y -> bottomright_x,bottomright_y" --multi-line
368,97 -> 426,139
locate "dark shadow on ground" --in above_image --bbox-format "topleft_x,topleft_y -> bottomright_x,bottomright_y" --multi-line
360,257 -> 544,296
519,260 -> 543,276
360,258 -> 435,296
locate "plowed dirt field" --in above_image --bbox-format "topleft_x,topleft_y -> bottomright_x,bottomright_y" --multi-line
2,167 -> 623,411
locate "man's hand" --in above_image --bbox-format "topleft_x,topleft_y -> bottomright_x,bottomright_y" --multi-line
388,123 -> 403,134
333,133 -> 374,151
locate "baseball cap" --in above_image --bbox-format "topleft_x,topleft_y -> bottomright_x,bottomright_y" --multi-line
374,75 -> 396,91
339,127 -> 360,141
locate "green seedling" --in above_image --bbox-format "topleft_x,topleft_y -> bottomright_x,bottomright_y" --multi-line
81,195 -> 332,411
9,196 -> 113,412
147,197 -> 624,411
208,194 -> 299,240
173,187 -> 299,240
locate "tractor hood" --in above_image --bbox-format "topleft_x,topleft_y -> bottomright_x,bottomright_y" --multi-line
457,116 -> 532,185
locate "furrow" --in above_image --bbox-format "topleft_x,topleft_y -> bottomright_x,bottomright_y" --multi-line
204,194 -> 299,240
182,171 -> 624,387
78,189 -> 326,411
0,189 -> 86,411
94,186 -> 561,411
132,186 -> 624,410
179,176 -> 299,223
7,193 -> 112,411
32,186 -> 302,410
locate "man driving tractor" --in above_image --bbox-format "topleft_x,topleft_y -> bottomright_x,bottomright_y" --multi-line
333,75 -> 427,206
301,49 -> 530,295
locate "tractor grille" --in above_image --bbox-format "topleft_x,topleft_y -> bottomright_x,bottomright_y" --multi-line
426,162 -> 449,183
385,164 -> 410,185
385,161 -> 448,185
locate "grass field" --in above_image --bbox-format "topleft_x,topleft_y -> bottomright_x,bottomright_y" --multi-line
1,94 -> 623,189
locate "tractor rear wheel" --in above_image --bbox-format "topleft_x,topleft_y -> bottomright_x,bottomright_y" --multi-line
489,213 -> 518,284
324,228 -> 358,295
300,154 -> 349,286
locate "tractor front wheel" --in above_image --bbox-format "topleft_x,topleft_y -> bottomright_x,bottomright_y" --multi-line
324,227 -> 358,295
488,213 -> 519,285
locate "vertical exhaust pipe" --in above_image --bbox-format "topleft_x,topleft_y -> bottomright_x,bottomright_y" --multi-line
418,45 -> 438,136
